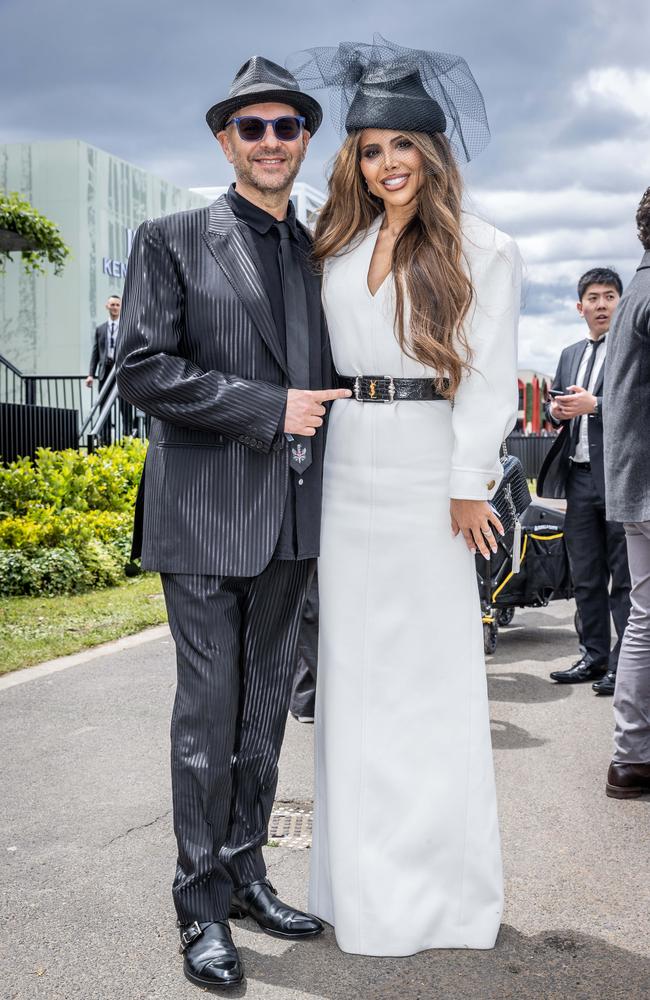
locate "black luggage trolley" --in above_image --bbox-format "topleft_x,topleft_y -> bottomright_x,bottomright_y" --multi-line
476,500 -> 575,655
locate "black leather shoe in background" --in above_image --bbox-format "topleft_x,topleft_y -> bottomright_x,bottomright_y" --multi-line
550,657 -> 608,684
230,878 -> 323,940
606,761 -> 650,799
592,670 -> 617,695
179,920 -> 243,990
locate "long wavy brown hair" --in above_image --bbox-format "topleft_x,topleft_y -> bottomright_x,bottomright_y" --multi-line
313,131 -> 473,397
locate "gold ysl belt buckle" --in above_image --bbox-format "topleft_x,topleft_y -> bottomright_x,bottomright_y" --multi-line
353,376 -> 396,402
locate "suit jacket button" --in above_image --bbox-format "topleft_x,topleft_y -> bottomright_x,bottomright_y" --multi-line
487,479 -> 496,490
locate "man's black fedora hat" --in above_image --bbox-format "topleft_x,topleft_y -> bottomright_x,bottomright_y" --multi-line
206,56 -> 323,136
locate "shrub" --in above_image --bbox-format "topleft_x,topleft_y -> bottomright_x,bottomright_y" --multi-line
0,509 -> 132,550
0,439 -> 146,517
0,548 -> 93,597
0,442 -> 145,597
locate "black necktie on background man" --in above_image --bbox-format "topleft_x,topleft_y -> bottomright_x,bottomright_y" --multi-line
570,336 -> 605,454
276,221 -> 312,473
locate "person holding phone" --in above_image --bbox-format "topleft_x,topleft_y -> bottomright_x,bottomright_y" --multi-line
538,268 -> 631,693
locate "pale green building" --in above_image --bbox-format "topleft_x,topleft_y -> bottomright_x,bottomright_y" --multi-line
0,140 -> 210,375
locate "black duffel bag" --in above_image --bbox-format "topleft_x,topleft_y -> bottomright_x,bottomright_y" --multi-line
493,524 -> 573,607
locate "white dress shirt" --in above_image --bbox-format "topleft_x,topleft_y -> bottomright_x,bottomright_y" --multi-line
107,319 -> 119,361
572,334 -> 607,463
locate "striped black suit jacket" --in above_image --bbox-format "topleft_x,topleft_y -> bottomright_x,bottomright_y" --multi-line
116,195 -> 330,576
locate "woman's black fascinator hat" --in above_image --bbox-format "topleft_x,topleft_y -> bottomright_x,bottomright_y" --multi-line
286,34 -> 490,162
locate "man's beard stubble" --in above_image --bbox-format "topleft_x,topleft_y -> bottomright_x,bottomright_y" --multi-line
232,143 -> 304,195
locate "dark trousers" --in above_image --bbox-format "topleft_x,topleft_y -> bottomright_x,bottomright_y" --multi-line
161,558 -> 314,925
290,570 -> 319,718
564,465 -> 631,669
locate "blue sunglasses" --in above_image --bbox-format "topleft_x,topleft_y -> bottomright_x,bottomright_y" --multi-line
225,115 -> 306,142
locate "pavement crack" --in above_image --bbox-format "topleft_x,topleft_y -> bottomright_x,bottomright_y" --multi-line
102,809 -> 171,848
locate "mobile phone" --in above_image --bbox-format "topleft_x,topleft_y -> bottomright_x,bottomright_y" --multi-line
549,389 -> 573,398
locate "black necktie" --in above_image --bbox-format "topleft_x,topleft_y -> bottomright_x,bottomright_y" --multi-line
276,221 -> 312,473
570,337 -> 604,452
109,322 -> 115,352
582,336 -> 605,390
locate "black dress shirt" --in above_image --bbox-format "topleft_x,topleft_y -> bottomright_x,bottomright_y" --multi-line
226,184 -> 320,561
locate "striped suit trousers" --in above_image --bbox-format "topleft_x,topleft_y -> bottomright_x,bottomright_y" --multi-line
161,557 -> 314,923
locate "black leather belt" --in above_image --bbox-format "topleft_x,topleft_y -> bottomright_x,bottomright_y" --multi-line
337,374 -> 449,402
571,461 -> 591,471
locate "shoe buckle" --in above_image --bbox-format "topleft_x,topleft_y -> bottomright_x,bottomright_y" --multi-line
179,920 -> 203,953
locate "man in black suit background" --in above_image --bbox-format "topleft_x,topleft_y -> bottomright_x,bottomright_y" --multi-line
538,267 -> 631,694
117,57 -> 350,991
86,294 -> 135,440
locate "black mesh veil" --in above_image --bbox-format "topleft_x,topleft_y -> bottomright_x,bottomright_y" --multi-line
286,34 -> 490,162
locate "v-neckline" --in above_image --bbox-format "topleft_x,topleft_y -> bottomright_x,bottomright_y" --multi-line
365,216 -> 390,299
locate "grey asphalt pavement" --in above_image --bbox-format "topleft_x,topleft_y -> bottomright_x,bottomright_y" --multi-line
2,601 -> 649,1000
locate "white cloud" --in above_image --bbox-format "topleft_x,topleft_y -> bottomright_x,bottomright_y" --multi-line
469,187 -> 639,236
467,179 -> 643,374
518,312 -> 585,378
574,67 -> 650,120
517,224 -> 637,264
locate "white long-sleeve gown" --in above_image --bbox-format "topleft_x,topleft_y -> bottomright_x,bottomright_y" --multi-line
310,213 -> 522,956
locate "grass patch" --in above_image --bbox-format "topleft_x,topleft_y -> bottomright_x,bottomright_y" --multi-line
0,573 -> 167,675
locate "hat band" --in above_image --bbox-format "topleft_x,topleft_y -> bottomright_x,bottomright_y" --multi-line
228,80 -> 300,99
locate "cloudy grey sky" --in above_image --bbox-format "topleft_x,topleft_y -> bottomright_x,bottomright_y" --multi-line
2,0 -> 649,372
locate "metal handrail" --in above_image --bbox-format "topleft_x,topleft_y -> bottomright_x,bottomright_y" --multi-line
0,351 -> 143,457
79,366 -> 117,437
0,351 -> 23,376
0,352 -> 95,414
88,385 -> 119,440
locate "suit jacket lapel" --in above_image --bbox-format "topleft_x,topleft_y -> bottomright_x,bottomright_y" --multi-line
564,340 -> 588,441
568,340 -> 587,389
202,196 -> 288,375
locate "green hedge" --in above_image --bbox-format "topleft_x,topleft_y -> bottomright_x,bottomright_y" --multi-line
0,440 -> 145,597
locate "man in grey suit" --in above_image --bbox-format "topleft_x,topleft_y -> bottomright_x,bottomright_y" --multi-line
86,294 -> 122,387
604,187 -> 650,799
117,58 -> 350,990
86,294 -> 135,441
538,268 -> 631,693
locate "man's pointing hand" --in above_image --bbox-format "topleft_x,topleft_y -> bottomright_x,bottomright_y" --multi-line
284,388 -> 352,436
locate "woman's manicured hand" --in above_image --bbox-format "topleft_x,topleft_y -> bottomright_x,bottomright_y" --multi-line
450,499 -> 504,558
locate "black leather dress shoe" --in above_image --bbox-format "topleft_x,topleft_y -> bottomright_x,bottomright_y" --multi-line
550,657 -> 608,684
230,878 -> 323,940
592,670 -> 617,695
179,920 -> 243,990
606,761 -> 650,799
